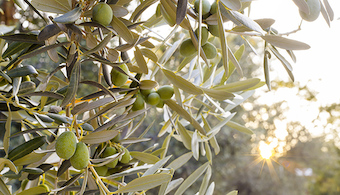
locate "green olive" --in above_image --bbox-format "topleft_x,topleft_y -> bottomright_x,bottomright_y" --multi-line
202,42 -> 217,59
140,89 -> 154,97
210,1 -> 217,15
92,3 -> 113,26
147,92 -> 161,106
195,27 -> 209,44
132,94 -> 145,111
38,184 -> 50,192
299,0 -> 321,22
102,147 -> 119,168
194,0 -> 211,15
157,85 -> 174,100
180,39 -> 197,57
94,166 -> 108,176
156,99 -> 164,108
55,131 -> 77,160
120,147 -> 131,164
208,25 -> 219,37
111,64 -> 129,87
70,142 -> 89,170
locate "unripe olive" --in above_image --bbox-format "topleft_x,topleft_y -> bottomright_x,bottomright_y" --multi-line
55,131 -> 77,160
70,142 -> 89,170
140,89 -> 154,97
132,94 -> 145,111
147,92 -> 161,106
111,64 -> 129,87
210,1 -> 217,15
38,184 -> 50,192
102,147 -> 119,168
180,39 -> 196,57
157,85 -> 174,100
202,42 -> 217,59
194,0 -> 211,15
120,148 -> 130,164
92,3 -> 113,26
94,166 -> 108,176
111,133 -> 121,143
194,27 -> 209,44
208,25 -> 219,37
156,99 -> 164,108
299,0 -> 320,22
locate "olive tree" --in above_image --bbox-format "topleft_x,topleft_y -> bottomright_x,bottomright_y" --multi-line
0,0 -> 334,194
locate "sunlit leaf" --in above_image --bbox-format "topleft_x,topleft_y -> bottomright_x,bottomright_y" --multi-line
217,2 -> 229,76
192,130 -> 199,160
111,15 -> 134,44
201,88 -> 234,100
214,78 -> 260,92
263,35 -> 311,50
13,152 -> 45,166
53,6 -> 81,23
177,122 -> 192,150
7,65 -> 38,78
292,0 -> 309,14
134,46 -> 149,74
226,190 -> 238,195
323,0 -> 334,21
162,69 -> 203,95
114,173 -> 172,193
130,0 -> 158,22
81,130 -> 119,144
174,162 -> 209,195
198,165 -> 212,194
166,152 -> 192,170
140,80 -> 158,90
130,151 -> 160,164
220,0 -> 241,10
226,121 -> 253,135
165,99 -> 205,135
31,0 -> 72,14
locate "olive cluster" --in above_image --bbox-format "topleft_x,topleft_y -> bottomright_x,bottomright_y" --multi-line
132,85 -> 175,111
55,131 -> 89,170
180,27 -> 217,58
94,145 -> 131,176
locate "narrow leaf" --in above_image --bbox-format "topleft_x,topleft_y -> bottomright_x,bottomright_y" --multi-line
162,69 -> 203,95
0,178 -> 11,195
114,173 -> 172,193
111,15 -> 134,44
191,131 -> 199,160
201,88 -> 234,100
220,0 -> 241,11
139,80 -> 158,90
61,60 -> 80,107
83,32 -> 112,56
81,130 -> 119,145
217,2 -> 228,76
165,99 -> 205,135
134,46 -> 148,74
213,78 -> 261,92
53,6 -> 82,23
3,103 -> 11,155
8,136 -> 46,162
130,151 -> 160,164
263,35 -> 310,50
20,42 -> 69,59
176,0 -> 187,24
177,122 -> 192,150
226,121 -> 253,135
31,0 -> 72,14
166,152 -> 192,170
174,162 -> 209,195
324,0 -> 334,21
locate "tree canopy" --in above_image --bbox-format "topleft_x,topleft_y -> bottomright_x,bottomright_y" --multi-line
0,0 -> 335,194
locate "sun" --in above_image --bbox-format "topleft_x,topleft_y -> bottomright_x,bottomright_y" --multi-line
259,141 -> 274,160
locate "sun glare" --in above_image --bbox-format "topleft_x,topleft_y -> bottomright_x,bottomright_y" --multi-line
259,142 -> 273,160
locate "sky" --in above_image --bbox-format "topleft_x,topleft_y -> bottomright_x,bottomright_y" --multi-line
248,0 -> 340,139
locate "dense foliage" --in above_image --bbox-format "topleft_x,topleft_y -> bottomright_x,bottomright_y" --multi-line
0,0 -> 334,194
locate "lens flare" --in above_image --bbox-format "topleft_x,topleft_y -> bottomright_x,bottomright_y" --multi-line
259,141 -> 273,159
